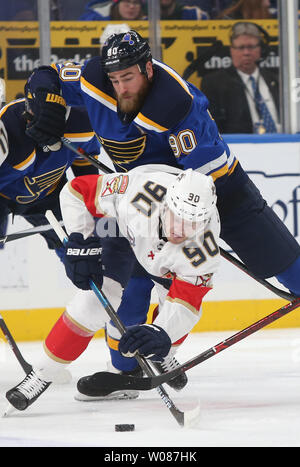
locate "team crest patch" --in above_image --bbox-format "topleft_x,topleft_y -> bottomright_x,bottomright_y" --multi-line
97,135 -> 146,171
101,175 -> 128,197
121,33 -> 135,46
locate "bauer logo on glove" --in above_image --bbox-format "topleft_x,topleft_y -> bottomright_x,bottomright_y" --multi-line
66,247 -> 102,256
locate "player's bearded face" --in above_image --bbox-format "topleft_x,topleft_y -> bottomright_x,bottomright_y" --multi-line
109,65 -> 152,114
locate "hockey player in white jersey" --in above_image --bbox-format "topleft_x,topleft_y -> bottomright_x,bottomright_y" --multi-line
6,167 -> 220,411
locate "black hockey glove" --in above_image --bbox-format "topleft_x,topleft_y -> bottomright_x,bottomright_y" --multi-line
25,88 -> 66,149
119,324 -> 171,362
62,232 -> 103,290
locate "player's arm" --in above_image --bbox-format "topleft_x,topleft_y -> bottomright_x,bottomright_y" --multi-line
168,100 -> 236,190
59,175 -> 105,290
24,63 -> 85,149
152,274 -> 213,343
119,275 -> 213,361
59,174 -> 105,237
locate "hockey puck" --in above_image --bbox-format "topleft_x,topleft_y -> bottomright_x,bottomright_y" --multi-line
115,424 -> 135,432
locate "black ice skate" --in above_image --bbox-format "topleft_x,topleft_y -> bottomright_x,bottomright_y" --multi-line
6,370 -> 51,411
75,365 -> 143,401
152,355 -> 188,391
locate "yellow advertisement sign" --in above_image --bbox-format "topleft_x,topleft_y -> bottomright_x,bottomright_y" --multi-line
0,20 -> 279,103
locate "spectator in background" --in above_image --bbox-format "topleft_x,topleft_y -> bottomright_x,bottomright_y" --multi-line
0,0 -> 36,20
179,0 -> 232,19
200,22 -> 280,134
0,1 -> 89,21
80,0 -> 146,21
160,0 -> 209,19
217,0 -> 275,19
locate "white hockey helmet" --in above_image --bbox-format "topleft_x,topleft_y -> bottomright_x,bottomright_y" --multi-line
165,169 -> 217,223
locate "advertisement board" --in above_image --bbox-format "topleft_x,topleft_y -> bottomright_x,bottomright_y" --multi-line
0,19 -> 279,102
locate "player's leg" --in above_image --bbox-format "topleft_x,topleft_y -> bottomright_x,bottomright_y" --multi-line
5,283 -> 115,411
150,282 -> 189,391
218,174 -> 300,295
104,255 -> 154,373
75,236 -> 156,400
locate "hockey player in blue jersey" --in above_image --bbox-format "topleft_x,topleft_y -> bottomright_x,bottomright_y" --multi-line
0,96 -> 100,255
5,30 -> 300,407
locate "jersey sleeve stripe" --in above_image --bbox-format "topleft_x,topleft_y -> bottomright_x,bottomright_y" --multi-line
0,99 -> 25,118
64,131 -> 95,142
13,149 -> 36,170
134,112 -> 168,133
167,277 -> 211,312
80,76 -> 117,111
69,175 -> 106,218
153,59 -> 193,97
72,159 -> 93,166
195,151 -> 238,181
165,295 -> 200,315
51,63 -> 59,73
68,180 -> 85,202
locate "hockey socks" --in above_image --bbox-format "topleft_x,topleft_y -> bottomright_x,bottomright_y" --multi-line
106,327 -> 138,372
44,311 -> 94,364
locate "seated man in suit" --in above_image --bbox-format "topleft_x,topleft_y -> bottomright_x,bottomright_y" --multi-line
201,22 -> 280,134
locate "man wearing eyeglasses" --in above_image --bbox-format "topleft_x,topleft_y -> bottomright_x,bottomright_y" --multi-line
201,22 -> 280,134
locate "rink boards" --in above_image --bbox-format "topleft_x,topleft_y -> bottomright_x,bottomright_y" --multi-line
0,135 -> 300,341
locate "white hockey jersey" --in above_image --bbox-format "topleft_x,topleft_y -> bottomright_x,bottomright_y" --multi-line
60,168 -> 221,343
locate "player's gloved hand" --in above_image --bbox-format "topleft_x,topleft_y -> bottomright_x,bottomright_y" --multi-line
62,232 -> 103,290
25,88 -> 66,150
119,324 -> 171,362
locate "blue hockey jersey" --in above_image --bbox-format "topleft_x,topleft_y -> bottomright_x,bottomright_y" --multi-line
0,99 -> 99,205
26,57 -> 247,197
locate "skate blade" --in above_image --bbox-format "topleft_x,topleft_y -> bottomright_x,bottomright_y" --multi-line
74,390 -> 140,402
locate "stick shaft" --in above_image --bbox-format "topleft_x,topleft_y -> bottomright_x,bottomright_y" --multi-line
46,209 -> 185,426
0,221 -> 64,245
220,248 -> 296,301
62,137 -> 114,174
0,314 -> 32,374
146,298 -> 300,388
90,279 -> 184,425
82,298 -> 300,393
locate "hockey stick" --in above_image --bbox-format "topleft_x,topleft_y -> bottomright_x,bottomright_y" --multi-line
0,314 -> 32,374
45,210 -> 195,427
220,247 -> 297,302
61,137 -> 114,174
89,297 -> 300,392
0,221 -> 65,245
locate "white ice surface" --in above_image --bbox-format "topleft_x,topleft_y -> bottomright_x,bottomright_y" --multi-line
0,328 -> 300,448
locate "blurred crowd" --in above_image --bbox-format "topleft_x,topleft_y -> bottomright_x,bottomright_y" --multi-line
0,0 -> 291,134
0,0 -> 280,21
